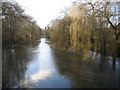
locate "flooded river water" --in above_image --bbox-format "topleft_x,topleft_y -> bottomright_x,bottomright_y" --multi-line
2,38 -> 120,88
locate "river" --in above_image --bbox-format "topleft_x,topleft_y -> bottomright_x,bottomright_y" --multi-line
2,38 -> 120,88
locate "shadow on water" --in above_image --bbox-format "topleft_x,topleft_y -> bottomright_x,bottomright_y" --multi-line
53,51 -> 119,88
2,48 -> 30,88
2,38 -> 120,88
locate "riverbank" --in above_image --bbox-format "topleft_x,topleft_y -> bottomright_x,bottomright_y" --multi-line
49,41 -> 120,60
2,40 -> 41,49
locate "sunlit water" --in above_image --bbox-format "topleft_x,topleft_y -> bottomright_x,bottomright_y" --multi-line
22,38 -> 71,88
2,38 -> 120,88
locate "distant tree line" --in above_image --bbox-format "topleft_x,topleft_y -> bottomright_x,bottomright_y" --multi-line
45,0 -> 120,58
2,1 -> 41,48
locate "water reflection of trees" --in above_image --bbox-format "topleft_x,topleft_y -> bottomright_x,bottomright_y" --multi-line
2,48 -> 32,88
54,51 -> 118,88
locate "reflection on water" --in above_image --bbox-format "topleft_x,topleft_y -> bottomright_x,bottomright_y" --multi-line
22,38 -> 71,88
30,70 -> 52,82
54,51 -> 119,88
2,38 -> 120,88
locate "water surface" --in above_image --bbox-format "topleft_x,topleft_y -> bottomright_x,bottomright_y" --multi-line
2,38 -> 120,88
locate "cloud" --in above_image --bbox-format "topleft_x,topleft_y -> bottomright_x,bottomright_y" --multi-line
16,0 -> 75,28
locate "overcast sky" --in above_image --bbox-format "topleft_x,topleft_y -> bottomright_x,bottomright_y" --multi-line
15,0 -> 119,28
16,0 -> 76,28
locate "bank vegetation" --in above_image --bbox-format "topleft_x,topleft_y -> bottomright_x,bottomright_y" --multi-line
45,0 -> 120,58
2,1 -> 41,48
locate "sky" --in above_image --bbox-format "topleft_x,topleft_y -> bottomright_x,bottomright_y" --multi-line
16,0 -> 76,28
